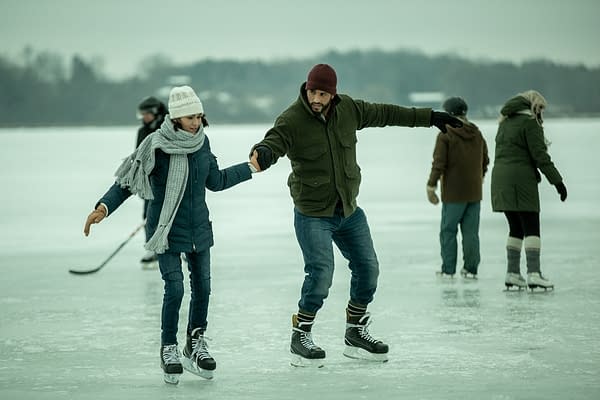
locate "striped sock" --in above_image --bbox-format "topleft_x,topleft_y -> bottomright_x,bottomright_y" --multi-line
293,310 -> 316,331
524,236 -> 541,274
346,302 -> 367,323
506,236 -> 523,274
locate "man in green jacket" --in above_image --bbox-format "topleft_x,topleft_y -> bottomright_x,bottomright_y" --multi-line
251,64 -> 461,366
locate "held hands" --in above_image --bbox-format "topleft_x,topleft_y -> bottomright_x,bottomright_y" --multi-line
431,111 -> 463,133
555,182 -> 567,202
426,185 -> 440,205
250,145 -> 273,171
249,150 -> 261,172
84,205 -> 107,236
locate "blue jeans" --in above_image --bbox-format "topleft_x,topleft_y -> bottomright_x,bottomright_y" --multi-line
440,202 -> 481,274
294,206 -> 379,314
157,248 -> 211,345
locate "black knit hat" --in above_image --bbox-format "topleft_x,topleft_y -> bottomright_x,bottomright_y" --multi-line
442,97 -> 468,116
138,96 -> 165,115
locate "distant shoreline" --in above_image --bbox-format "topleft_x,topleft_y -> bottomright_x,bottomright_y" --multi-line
2,115 -> 600,130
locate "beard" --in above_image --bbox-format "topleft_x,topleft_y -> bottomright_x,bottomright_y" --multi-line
310,100 -> 330,114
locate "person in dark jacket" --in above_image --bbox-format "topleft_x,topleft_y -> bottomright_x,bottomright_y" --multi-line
250,64 -> 462,366
136,96 -> 168,265
491,90 -> 567,291
427,97 -> 489,280
137,96 -> 168,147
83,86 -> 261,384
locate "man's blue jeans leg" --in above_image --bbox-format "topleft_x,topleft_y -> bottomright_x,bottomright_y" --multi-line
332,208 -> 379,306
294,206 -> 379,314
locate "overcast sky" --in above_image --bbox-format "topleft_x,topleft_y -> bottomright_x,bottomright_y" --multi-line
1,0 -> 598,78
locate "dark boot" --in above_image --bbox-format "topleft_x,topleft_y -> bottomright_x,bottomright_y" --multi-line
290,313 -> 325,367
160,344 -> 182,384
344,313 -> 389,362
182,327 -> 216,379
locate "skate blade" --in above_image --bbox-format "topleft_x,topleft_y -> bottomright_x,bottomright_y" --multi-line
163,373 -> 180,385
343,345 -> 388,362
290,353 -> 325,368
528,284 -> 554,292
504,283 -> 526,291
182,357 -> 214,379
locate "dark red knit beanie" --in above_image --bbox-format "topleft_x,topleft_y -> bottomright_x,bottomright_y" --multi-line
306,64 -> 337,95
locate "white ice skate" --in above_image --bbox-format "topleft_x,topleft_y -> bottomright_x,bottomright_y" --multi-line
527,272 -> 554,291
504,272 -> 527,290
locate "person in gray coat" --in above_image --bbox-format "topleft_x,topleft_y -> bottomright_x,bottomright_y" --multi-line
490,90 -> 567,290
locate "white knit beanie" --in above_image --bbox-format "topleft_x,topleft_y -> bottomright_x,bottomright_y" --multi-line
168,86 -> 204,118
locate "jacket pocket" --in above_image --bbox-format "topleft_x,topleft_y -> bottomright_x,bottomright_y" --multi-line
338,133 -> 358,169
288,173 -> 331,203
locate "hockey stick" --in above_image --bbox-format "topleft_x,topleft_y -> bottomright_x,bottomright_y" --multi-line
69,221 -> 146,275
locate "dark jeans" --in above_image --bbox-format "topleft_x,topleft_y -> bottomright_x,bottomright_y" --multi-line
157,248 -> 211,345
504,211 -> 540,238
293,206 -> 379,314
440,202 -> 481,274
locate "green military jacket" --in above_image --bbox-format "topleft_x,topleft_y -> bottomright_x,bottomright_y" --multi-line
256,83 -> 432,217
491,96 -> 563,212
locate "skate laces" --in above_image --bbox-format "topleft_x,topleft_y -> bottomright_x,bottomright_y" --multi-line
162,344 -> 180,364
191,334 -> 213,361
297,331 -> 320,350
349,314 -> 379,344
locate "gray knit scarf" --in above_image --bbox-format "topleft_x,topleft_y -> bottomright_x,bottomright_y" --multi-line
114,117 -> 206,254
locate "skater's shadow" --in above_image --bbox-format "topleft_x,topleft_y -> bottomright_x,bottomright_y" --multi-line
438,288 -> 482,335
441,288 -> 481,309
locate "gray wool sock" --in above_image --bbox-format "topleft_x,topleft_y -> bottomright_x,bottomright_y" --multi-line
506,237 -> 523,274
524,236 -> 541,274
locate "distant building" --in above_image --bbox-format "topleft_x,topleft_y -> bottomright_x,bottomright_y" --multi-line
408,91 -> 444,109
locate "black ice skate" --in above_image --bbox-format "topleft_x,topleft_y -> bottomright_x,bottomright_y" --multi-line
343,313 -> 389,362
160,344 -> 183,384
290,314 -> 325,368
182,327 -> 216,379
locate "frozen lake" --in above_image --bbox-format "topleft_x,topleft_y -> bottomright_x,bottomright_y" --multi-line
1,119 -> 599,399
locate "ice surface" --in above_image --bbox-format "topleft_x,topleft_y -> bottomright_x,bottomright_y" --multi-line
1,120 -> 599,399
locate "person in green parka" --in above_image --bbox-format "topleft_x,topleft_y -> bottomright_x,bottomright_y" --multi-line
491,90 -> 567,290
